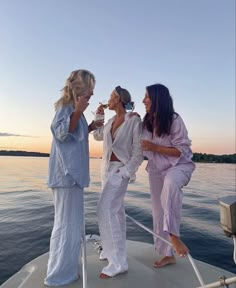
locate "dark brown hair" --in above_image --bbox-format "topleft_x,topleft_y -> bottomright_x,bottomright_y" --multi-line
142,84 -> 178,137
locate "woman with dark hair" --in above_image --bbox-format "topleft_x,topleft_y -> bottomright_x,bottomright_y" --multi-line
141,84 -> 195,268
93,86 -> 143,278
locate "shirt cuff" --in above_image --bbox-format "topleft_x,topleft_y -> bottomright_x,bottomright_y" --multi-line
119,166 -> 131,179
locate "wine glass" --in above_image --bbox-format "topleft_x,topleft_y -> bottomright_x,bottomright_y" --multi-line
93,100 -> 108,121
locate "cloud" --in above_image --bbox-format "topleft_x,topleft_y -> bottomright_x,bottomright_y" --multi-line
0,132 -> 37,138
0,132 -> 21,137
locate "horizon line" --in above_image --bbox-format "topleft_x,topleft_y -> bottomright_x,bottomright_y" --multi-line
0,149 -> 235,157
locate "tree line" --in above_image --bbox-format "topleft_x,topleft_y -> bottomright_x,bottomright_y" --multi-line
192,153 -> 236,163
0,150 -> 235,163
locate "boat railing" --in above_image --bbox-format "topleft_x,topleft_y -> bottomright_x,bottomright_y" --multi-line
81,202 -> 87,288
125,213 -> 236,288
80,213 -> 236,288
125,213 -> 206,288
196,275 -> 236,288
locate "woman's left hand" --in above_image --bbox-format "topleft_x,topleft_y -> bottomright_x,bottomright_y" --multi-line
93,119 -> 104,128
129,112 -> 140,118
88,120 -> 104,132
141,140 -> 157,152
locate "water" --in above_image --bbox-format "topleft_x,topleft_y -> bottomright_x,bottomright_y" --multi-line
0,157 -> 235,284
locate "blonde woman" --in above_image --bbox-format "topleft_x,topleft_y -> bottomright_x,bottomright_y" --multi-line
93,86 -> 143,278
44,70 -> 103,286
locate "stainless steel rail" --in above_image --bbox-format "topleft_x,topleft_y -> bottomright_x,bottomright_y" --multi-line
125,213 -> 206,287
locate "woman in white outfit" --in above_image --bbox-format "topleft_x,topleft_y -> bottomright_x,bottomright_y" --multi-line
44,70 -> 103,286
93,86 -> 143,278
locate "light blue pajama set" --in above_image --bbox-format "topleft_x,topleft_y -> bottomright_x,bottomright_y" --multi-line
44,104 -> 89,286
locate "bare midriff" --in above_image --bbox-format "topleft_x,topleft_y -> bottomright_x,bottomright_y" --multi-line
110,152 -> 121,162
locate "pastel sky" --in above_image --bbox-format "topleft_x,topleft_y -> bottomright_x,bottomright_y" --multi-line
0,0 -> 235,157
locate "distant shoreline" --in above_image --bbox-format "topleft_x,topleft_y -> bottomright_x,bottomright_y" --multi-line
0,150 -> 235,163
0,150 -> 50,157
0,150 -> 100,159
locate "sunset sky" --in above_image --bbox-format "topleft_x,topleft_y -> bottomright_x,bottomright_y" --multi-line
0,0 -> 235,157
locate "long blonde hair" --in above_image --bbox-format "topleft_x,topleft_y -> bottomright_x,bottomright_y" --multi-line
54,69 -> 95,110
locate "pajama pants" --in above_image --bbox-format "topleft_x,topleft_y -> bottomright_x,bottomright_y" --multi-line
148,165 -> 191,257
97,161 -> 129,276
44,185 -> 84,286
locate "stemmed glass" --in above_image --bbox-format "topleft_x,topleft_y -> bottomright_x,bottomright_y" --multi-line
92,100 -> 108,121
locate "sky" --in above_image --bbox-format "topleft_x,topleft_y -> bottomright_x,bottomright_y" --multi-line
0,0 -> 235,157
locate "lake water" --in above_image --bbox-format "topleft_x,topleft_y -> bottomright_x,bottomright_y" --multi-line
0,156 -> 235,284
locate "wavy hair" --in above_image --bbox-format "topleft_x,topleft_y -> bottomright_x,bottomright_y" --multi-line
142,84 -> 178,137
54,69 -> 95,110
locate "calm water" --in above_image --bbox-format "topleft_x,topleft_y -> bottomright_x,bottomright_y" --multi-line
0,156 -> 235,284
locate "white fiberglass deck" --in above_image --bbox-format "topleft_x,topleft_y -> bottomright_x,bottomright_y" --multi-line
1,238 -> 235,288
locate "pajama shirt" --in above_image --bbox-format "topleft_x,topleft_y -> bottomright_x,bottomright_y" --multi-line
45,104 -> 89,286
142,114 -> 195,256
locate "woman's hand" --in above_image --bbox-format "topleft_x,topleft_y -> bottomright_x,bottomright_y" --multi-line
141,140 -> 181,156
75,96 -> 90,114
69,96 -> 90,133
88,119 -> 104,132
141,140 -> 158,152
96,104 -> 105,115
129,111 -> 140,118
93,119 -> 104,129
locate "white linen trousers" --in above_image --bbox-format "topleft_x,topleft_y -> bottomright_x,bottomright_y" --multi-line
148,164 -> 191,257
97,161 -> 129,276
44,185 -> 84,286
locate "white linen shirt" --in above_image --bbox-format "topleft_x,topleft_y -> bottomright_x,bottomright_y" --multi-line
93,113 -> 143,181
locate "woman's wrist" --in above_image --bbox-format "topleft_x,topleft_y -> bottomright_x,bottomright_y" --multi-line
155,144 -> 160,153
88,121 -> 95,133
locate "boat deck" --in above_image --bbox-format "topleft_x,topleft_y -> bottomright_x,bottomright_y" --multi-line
1,239 -> 235,288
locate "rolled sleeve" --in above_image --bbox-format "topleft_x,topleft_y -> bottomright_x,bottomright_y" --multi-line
118,166 -> 130,179
51,105 -> 75,142
169,116 -> 193,166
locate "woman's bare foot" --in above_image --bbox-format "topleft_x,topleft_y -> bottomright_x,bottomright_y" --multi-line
100,273 -> 111,279
99,251 -> 107,261
153,256 -> 176,268
170,234 -> 189,257
99,255 -> 107,261
100,270 -> 128,279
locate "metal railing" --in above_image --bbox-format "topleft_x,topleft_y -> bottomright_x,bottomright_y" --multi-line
125,214 -> 236,288
81,214 -> 87,288
80,214 -> 236,288
196,275 -> 236,288
125,214 -> 206,288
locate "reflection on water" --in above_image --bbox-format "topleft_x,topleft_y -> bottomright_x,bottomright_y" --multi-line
0,157 -> 235,284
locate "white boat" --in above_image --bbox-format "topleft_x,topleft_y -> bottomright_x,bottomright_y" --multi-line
1,196 -> 236,288
1,235 -> 235,288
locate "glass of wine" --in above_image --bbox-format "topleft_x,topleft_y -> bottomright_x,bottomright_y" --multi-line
93,100 -> 108,121
99,102 -> 108,109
